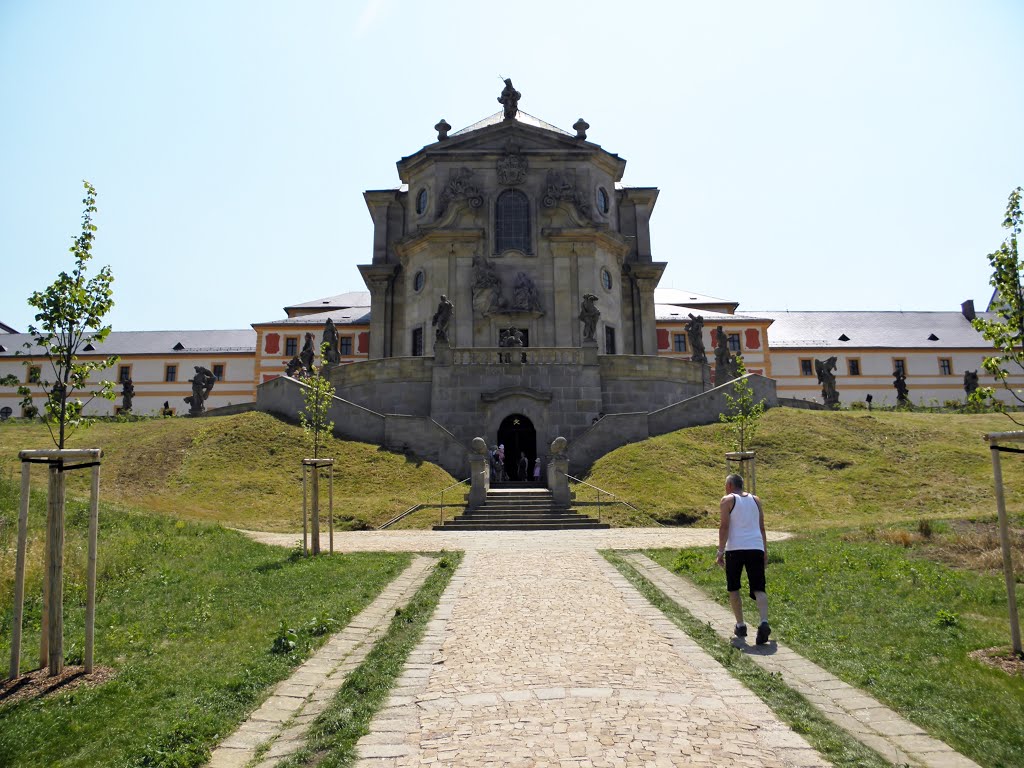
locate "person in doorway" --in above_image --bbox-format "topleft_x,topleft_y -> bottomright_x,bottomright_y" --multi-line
497,444 -> 507,481
715,473 -> 771,644
518,452 -> 528,482
533,456 -> 541,481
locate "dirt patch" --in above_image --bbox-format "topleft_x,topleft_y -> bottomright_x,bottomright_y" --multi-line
0,665 -> 116,708
969,646 -> 1024,678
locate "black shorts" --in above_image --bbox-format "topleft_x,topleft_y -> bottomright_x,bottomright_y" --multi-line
725,549 -> 766,599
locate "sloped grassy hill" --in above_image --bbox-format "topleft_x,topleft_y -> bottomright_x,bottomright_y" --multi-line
584,408 -> 1024,529
0,412 -> 455,531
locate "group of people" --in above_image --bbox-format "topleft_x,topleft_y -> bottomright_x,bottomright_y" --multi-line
488,444 -> 542,483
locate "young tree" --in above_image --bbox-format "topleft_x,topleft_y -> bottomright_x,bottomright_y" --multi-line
1,181 -> 118,445
720,356 -> 766,453
298,342 -> 336,458
971,186 -> 1024,424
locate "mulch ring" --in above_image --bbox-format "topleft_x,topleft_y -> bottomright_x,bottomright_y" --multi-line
969,646 -> 1024,678
0,665 -> 116,707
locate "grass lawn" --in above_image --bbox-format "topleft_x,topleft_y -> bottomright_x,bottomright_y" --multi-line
647,528 -> 1024,768
0,476 -> 411,767
585,408 -> 1024,529
0,411 -> 455,530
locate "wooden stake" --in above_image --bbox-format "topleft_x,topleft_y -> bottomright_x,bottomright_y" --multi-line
328,465 -> 334,554
9,463 -> 31,680
302,466 -> 308,555
85,463 -> 100,674
46,464 -> 66,676
990,445 -> 1023,655
311,464 -> 321,555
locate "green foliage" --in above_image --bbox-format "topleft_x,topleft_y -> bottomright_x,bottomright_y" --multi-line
271,621 -> 299,654
971,186 -> 1024,424
5,181 -> 118,447
298,342 -> 336,459
718,357 -> 766,453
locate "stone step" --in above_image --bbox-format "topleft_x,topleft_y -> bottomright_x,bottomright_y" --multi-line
432,521 -> 610,530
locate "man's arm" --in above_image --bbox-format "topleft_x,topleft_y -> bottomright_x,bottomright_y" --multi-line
716,495 -> 733,566
754,494 -> 768,565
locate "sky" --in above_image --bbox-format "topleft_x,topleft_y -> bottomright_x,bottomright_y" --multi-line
1,0 -> 1023,332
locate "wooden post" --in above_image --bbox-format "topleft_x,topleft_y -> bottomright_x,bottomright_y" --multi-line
328,464 -> 334,554
989,444 -> 1023,655
85,463 -> 100,674
9,462 -> 31,680
46,463 -> 66,676
302,465 -> 308,555
311,463 -> 321,555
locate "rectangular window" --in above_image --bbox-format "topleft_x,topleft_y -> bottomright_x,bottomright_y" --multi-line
165,364 -> 177,383
673,333 -> 687,353
939,358 -> 953,376
339,336 -> 352,356
285,337 -> 298,357
727,333 -> 741,353
212,364 -> 225,381
893,358 -> 907,377
118,364 -> 131,382
848,359 -> 861,376
800,359 -> 813,376
27,365 -> 41,384
412,327 -> 424,357
605,326 -> 616,355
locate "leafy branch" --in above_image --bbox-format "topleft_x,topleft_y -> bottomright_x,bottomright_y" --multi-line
719,356 -> 765,453
298,342 -> 336,458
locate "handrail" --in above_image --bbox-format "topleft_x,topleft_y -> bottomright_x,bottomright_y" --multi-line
378,503 -> 423,530
439,476 -> 472,527
558,471 -> 649,525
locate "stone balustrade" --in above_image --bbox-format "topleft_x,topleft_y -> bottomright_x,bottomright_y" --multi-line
451,347 -> 585,366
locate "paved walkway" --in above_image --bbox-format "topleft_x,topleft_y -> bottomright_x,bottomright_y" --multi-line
206,556 -> 435,768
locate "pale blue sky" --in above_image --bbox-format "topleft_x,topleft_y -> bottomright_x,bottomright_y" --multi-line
2,1 -> 1022,331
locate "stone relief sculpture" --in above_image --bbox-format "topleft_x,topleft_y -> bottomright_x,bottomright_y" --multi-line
894,369 -> 910,405
472,254 -> 505,314
437,168 -> 483,218
184,365 -> 216,416
121,377 -> 135,412
299,332 -> 315,373
497,143 -> 528,185
322,318 -> 340,366
815,356 -> 839,407
512,272 -> 543,313
500,327 -> 524,347
579,294 -> 600,343
686,313 -> 707,364
541,170 -> 591,219
963,370 -> 979,396
498,78 -> 521,120
432,294 -> 454,343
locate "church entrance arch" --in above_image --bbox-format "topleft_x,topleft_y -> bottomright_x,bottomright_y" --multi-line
496,414 -> 537,482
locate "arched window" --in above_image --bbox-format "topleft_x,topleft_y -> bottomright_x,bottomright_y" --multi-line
495,190 -> 531,254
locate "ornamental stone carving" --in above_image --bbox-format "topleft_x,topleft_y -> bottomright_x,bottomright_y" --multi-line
472,253 -> 506,315
437,167 -> 483,218
542,170 -> 591,219
512,272 -> 542,313
497,144 -> 528,185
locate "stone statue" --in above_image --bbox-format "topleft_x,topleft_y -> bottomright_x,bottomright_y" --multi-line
498,78 -> 521,120
432,295 -> 454,343
161,400 -> 173,417
815,356 -> 839,407
184,365 -> 216,416
894,369 -> 910,405
686,313 -> 707,364
322,318 -> 340,366
299,332 -> 315,373
121,377 -> 135,413
284,356 -> 305,378
500,327 -> 524,347
714,326 -> 731,382
512,272 -> 542,312
579,294 -> 600,342
964,370 -> 979,396
472,254 -> 505,314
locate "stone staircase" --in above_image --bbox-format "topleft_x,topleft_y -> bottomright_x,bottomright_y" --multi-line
433,485 -> 609,531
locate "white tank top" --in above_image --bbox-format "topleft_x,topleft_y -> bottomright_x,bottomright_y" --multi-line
725,493 -> 764,552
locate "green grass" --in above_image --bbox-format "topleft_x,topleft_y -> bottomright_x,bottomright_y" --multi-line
279,552 -> 462,767
647,532 -> 1024,768
603,552 -> 890,768
0,411 -> 455,530
0,475 -> 411,767
585,408 -> 1024,529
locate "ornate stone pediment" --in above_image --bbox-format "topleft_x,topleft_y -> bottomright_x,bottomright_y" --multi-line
437,168 -> 483,218
542,170 -> 591,220
496,143 -> 528,185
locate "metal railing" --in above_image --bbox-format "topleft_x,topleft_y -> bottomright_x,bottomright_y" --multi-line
438,476 -> 472,526
559,471 -> 647,525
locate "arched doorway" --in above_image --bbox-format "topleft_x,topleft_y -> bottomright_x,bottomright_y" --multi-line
496,413 -> 537,482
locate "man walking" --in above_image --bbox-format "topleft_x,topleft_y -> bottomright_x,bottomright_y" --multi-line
716,473 -> 771,644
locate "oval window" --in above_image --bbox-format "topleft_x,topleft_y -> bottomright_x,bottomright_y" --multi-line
413,270 -> 425,292
597,187 -> 609,215
416,188 -> 429,215
601,268 -> 613,291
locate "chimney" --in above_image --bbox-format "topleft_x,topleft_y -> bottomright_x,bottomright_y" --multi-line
961,299 -> 976,321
